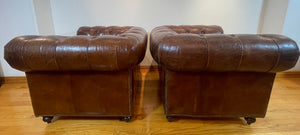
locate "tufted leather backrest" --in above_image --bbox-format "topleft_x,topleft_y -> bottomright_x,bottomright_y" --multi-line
150,25 -> 299,73
77,26 -> 132,36
166,25 -> 223,34
150,25 -> 224,63
5,26 -> 147,72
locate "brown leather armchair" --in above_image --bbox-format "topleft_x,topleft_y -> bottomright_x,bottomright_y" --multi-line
150,25 -> 299,124
4,26 -> 147,123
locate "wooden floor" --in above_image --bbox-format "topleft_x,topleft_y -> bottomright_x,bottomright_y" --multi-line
0,68 -> 300,135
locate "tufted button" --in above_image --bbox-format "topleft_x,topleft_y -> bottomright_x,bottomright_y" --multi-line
164,25 -> 223,34
93,30 -> 100,36
77,26 -> 132,37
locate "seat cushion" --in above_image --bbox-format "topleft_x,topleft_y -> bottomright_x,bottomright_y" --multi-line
150,25 -> 299,73
5,26 -> 147,72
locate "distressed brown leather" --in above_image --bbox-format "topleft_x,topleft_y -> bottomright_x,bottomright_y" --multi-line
26,70 -> 133,116
5,26 -> 147,71
151,26 -> 299,73
77,26 -> 132,36
150,25 -> 223,61
150,25 -> 299,122
165,70 -> 275,117
4,26 -> 147,122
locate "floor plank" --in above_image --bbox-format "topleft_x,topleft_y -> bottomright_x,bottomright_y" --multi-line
0,69 -> 300,135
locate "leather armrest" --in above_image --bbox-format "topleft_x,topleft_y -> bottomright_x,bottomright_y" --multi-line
151,33 -> 299,73
5,26 -> 147,72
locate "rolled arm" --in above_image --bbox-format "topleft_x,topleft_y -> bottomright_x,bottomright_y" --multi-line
151,34 -> 299,73
5,26 -> 147,72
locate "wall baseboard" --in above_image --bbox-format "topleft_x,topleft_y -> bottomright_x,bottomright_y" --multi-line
0,67 -> 299,84
0,76 -> 27,84
276,72 -> 300,78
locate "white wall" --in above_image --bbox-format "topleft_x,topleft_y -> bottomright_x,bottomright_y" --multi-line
0,59 -> 4,77
1,0 -> 300,77
258,0 -> 289,34
33,0 -> 55,35
50,0 -> 263,35
0,0 -> 38,76
282,0 -> 300,71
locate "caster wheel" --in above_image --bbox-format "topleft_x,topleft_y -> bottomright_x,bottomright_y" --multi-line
121,116 -> 131,122
43,116 -> 54,124
166,116 -> 173,122
244,117 -> 256,125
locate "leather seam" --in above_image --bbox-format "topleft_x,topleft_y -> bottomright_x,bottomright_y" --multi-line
267,38 -> 281,72
115,44 -> 119,70
86,39 -> 91,70
39,42 -> 44,68
21,37 -> 34,71
204,35 -> 210,70
236,36 -> 244,70
157,41 -> 162,64
178,45 -> 182,70
54,39 -> 60,70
